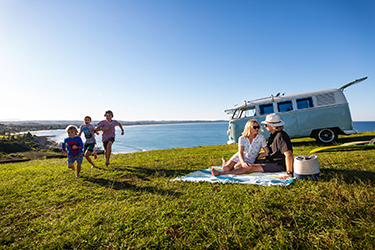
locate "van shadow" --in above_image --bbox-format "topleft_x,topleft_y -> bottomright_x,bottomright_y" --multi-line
319,168 -> 375,185
292,134 -> 375,147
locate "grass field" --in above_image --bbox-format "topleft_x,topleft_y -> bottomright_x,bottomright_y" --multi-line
1,132 -> 375,249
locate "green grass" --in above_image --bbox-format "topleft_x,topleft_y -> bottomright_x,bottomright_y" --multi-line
1,132 -> 375,249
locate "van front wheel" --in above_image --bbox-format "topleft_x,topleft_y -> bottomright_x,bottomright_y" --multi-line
315,128 -> 337,143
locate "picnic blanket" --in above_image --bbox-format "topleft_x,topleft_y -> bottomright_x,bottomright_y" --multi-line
170,167 -> 294,186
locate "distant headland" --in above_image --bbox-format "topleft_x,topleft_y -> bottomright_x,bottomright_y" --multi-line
0,120 -> 227,135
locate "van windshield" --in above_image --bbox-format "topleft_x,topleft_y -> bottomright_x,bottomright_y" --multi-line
232,109 -> 241,119
242,107 -> 256,117
232,106 -> 256,120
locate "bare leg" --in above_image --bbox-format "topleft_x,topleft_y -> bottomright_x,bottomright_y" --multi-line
84,150 -> 95,168
233,162 -> 243,170
93,150 -> 97,159
222,160 -> 237,172
76,163 -> 81,177
68,163 -> 75,171
222,157 -> 227,166
212,164 -> 264,176
105,141 -> 113,166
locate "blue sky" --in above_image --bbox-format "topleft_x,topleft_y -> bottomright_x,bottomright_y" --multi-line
0,0 -> 374,121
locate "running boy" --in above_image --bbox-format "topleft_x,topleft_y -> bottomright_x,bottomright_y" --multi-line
95,110 -> 124,166
62,125 -> 84,177
79,116 -> 99,168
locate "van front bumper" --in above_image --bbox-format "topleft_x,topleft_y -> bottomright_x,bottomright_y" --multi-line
343,129 -> 357,135
227,140 -> 236,145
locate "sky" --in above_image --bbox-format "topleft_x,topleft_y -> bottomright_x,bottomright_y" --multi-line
0,0 -> 374,122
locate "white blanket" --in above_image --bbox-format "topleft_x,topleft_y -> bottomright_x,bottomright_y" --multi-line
170,167 -> 294,186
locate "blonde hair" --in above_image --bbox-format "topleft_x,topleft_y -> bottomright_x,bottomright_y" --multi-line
242,120 -> 263,137
65,125 -> 78,134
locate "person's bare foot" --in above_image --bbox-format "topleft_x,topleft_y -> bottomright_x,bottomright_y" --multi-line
93,151 -> 97,159
211,168 -> 223,176
105,161 -> 110,166
221,157 -> 227,167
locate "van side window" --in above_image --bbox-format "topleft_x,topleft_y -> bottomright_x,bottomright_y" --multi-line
277,101 -> 293,112
259,103 -> 274,115
297,97 -> 313,109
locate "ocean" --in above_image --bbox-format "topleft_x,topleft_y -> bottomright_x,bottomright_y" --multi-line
33,121 -> 375,154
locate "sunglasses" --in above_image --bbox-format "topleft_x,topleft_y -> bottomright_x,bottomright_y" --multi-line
252,126 -> 260,129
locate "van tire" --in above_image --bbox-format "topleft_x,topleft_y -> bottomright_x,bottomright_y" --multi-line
315,128 -> 337,144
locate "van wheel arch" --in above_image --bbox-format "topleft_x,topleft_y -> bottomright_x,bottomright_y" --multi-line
314,128 -> 338,144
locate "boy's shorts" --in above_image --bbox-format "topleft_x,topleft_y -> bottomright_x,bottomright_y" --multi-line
103,137 -> 115,150
84,143 -> 96,153
68,153 -> 83,165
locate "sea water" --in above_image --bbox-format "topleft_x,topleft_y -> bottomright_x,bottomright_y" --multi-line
33,122 -> 229,153
33,121 -> 375,154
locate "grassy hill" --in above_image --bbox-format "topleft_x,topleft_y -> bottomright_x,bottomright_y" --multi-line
1,132 -> 375,249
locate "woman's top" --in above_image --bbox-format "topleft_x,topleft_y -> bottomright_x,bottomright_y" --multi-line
230,134 -> 267,164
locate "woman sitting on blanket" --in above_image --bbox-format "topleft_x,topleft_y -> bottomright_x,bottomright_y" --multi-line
212,113 -> 293,179
220,120 -> 269,173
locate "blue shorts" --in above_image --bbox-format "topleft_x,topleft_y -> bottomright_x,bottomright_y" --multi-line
68,153 -> 83,165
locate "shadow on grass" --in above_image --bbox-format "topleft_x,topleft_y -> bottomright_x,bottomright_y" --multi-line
320,168 -> 375,184
95,165 -> 192,178
125,166 -> 193,178
81,176 -> 182,197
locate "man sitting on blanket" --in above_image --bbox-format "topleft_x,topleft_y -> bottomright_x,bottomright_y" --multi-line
212,113 -> 293,179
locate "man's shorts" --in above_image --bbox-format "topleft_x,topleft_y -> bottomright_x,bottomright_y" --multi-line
255,159 -> 285,172
103,137 -> 115,150
68,153 -> 83,165
84,143 -> 96,153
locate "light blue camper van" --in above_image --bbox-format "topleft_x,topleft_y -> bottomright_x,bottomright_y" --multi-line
225,77 -> 367,144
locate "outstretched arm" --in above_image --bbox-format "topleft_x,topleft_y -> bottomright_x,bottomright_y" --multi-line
61,140 -> 67,156
118,123 -> 124,135
95,126 -> 110,132
90,127 -> 100,135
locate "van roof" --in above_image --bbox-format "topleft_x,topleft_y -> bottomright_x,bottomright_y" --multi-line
233,88 -> 340,110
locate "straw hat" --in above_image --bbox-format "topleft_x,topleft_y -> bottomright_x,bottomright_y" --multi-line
261,113 -> 285,126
